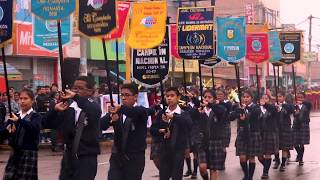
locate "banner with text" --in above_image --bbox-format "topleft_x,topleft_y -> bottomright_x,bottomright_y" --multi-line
0,0 -> 13,48
132,26 -> 170,87
127,1 -> 167,49
31,0 -> 75,20
217,17 -> 246,63
279,32 -> 301,65
79,0 -> 116,38
246,24 -> 269,64
268,31 -> 282,64
33,15 -> 72,51
177,7 -> 215,60
200,57 -> 221,68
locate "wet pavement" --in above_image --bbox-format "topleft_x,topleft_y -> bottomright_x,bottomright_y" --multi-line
1,112 -> 320,180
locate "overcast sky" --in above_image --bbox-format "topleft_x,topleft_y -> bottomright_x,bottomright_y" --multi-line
281,0 -> 320,50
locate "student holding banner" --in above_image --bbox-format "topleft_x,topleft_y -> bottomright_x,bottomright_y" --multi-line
151,87 -> 192,180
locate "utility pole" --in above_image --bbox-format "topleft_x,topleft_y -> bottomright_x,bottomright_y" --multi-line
307,15 -> 313,87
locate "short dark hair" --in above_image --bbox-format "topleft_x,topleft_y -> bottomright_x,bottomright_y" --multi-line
242,90 -> 254,98
297,91 -> 306,97
165,87 -> 180,96
20,88 -> 35,100
278,91 -> 286,97
121,83 -> 139,95
76,76 -> 96,89
51,83 -> 58,87
203,89 -> 216,98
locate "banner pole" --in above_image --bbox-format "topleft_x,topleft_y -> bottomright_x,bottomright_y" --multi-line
157,47 -> 166,109
211,68 -> 215,90
234,63 -> 242,105
182,59 -> 188,95
277,65 -> 280,89
255,64 -> 260,103
102,39 -> 114,107
57,20 -> 65,90
198,62 -> 203,102
1,48 -> 12,117
273,64 -> 279,104
292,64 -> 297,103
115,40 -> 120,104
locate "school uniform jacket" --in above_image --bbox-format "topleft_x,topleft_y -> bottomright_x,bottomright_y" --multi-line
42,95 -> 102,156
101,105 -> 149,155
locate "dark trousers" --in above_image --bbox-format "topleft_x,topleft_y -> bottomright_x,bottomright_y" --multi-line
59,151 -> 97,180
108,153 -> 145,180
160,149 -> 185,180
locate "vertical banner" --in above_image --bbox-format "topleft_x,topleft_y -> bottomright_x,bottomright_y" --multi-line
170,24 -> 180,59
279,32 -> 301,64
78,0 -> 116,37
268,31 -> 282,64
177,7 -> 215,60
0,0 -> 13,47
217,17 -> 246,63
127,1 -> 167,49
33,15 -> 72,51
132,26 -> 170,87
31,0 -> 75,20
246,25 -> 269,63
104,2 -> 130,40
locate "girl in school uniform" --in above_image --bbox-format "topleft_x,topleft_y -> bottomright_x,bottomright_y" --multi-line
198,89 -> 227,180
235,90 -> 263,180
273,91 -> 295,172
0,89 -> 42,180
293,92 -> 312,166
258,94 -> 280,179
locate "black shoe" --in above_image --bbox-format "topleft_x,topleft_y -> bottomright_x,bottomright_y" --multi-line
191,172 -> 197,179
299,161 -> 304,166
273,162 -> 280,169
183,170 -> 192,177
279,165 -> 286,172
261,173 -> 269,179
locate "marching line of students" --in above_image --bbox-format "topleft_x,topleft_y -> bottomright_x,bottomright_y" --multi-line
0,77 -> 312,180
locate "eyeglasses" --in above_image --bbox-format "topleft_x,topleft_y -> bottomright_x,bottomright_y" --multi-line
120,93 -> 134,97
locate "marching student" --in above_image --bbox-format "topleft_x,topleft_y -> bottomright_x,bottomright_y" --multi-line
258,94 -> 279,179
216,89 -> 233,169
100,83 -> 149,180
273,91 -> 295,172
42,76 -> 102,180
293,92 -> 312,166
184,88 -> 201,179
197,89 -> 227,180
0,89 -> 42,180
150,87 -> 192,180
235,90 -> 263,180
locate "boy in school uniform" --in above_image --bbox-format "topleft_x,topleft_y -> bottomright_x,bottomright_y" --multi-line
151,87 -> 192,180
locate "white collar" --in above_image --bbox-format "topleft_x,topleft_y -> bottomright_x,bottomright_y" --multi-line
166,105 -> 182,115
19,108 -> 34,119
69,101 -> 82,124
247,103 -> 254,107
224,100 -> 229,103
122,103 -> 138,123
260,105 -> 266,114
204,107 -> 212,117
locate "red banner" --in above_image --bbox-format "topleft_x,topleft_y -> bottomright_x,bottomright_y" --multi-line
246,33 -> 270,63
104,2 -> 130,40
170,24 -> 180,59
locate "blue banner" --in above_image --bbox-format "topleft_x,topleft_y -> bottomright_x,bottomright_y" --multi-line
217,17 -> 246,63
15,0 -> 32,23
33,15 -> 72,51
31,0 -> 75,20
0,0 -> 13,47
177,7 -> 215,60
268,31 -> 282,63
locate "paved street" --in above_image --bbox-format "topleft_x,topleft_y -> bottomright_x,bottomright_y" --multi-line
1,112 -> 320,180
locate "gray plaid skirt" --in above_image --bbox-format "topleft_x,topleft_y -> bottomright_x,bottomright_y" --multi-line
222,125 -> 231,148
198,140 -> 225,171
150,141 -> 162,160
293,123 -> 310,145
3,150 -> 38,180
262,131 -> 279,155
279,126 -> 293,150
235,129 -> 263,156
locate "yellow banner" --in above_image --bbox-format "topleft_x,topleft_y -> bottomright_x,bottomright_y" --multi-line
127,1 -> 167,49
247,24 -> 269,33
